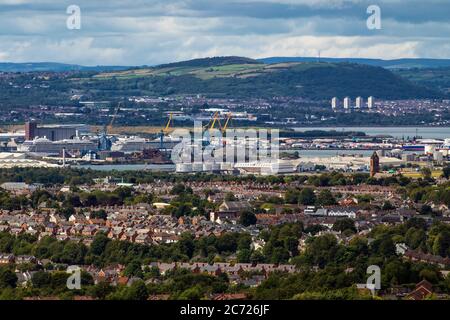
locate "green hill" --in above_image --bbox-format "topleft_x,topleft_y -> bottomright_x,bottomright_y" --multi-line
0,62 -> 130,72
393,67 -> 450,95
157,56 -> 261,68
83,57 -> 442,100
258,57 -> 450,69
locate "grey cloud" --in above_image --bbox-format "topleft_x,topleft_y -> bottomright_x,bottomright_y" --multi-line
0,0 -> 448,64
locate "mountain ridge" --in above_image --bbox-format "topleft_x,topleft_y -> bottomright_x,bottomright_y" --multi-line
82,58 -> 443,100
3,56 -> 450,72
257,57 -> 450,69
0,56 -> 445,100
0,62 -> 132,73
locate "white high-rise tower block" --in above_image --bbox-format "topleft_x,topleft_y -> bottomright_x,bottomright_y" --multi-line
331,97 -> 338,110
343,97 -> 351,109
355,97 -> 363,109
367,96 -> 374,109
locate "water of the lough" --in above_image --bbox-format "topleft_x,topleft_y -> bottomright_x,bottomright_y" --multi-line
292,126 -> 450,140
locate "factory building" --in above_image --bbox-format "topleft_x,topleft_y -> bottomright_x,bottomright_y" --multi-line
25,122 -> 90,141
17,137 -> 97,156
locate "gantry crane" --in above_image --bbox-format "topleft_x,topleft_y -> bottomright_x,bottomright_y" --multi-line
221,113 -> 232,134
203,111 -> 233,133
107,101 -> 122,134
99,101 -> 122,151
204,111 -> 222,131
102,101 -> 122,135
159,112 -> 174,149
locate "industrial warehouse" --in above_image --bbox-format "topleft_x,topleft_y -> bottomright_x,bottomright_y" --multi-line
0,114 -> 448,177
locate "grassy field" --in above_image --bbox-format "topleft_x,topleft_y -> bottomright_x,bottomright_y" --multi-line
92,62 -> 303,81
401,170 -> 443,178
394,67 -> 450,94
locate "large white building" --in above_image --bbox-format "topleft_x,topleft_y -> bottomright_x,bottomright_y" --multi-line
367,96 -> 374,109
0,152 -> 59,168
355,97 -> 364,109
234,160 -> 297,175
343,97 -> 351,109
17,137 -> 97,156
331,97 -> 338,110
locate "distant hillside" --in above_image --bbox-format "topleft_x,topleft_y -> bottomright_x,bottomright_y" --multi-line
157,56 -> 261,69
0,62 -> 131,73
83,58 -> 442,100
5,56 -> 450,72
393,67 -> 450,95
258,57 -> 450,70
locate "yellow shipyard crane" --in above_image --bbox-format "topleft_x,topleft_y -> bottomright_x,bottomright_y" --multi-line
204,111 -> 223,131
98,101 -> 122,151
159,112 -> 174,149
105,101 -> 122,135
221,112 -> 232,134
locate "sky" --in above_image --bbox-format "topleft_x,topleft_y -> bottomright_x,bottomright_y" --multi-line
0,0 -> 449,66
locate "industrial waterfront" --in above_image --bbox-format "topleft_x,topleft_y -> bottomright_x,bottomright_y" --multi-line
1,119 -> 449,176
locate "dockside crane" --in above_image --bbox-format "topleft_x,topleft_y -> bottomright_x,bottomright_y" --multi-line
98,101 -> 122,151
106,102 -> 122,134
203,112 -> 234,146
203,111 -> 223,131
159,113 -> 174,149
203,112 -> 232,134
221,113 -> 232,134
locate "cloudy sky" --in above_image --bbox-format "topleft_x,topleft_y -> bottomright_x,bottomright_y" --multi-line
0,0 -> 449,65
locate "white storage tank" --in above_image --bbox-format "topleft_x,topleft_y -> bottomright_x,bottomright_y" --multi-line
176,163 -> 192,173
221,162 -> 233,171
433,151 -> 444,162
192,162 -> 204,172
203,162 -> 214,172
444,138 -> 450,146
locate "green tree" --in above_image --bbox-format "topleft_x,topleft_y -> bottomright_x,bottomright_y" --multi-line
406,217 -> 427,230
421,167 -> 432,179
57,205 -> 76,220
305,234 -> 339,267
237,249 -> 252,263
124,260 -> 144,278
31,270 -> 52,288
378,237 -> 396,257
285,189 -> 300,204
332,218 -> 356,233
90,209 -> 107,220
405,228 -> 426,250
381,201 -> 395,211
419,204 -> 433,215
90,232 -> 110,256
225,192 -> 237,201
443,166 -> 450,179
239,210 -> 257,227
178,285 -> 203,300
88,281 -> 114,299
298,188 -> 316,205
432,231 -> 450,257
0,267 -> 17,289
177,233 -> 195,259
126,280 -> 148,300
316,190 -> 336,206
